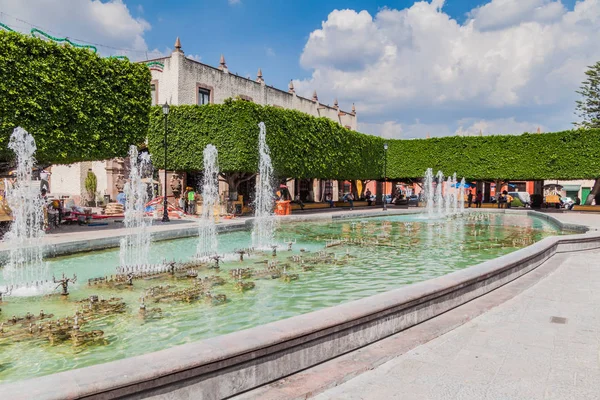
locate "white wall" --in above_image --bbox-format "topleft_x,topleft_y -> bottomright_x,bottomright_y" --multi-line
150,50 -> 357,130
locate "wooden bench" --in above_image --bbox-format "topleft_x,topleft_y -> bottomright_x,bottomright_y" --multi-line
290,201 -> 371,211
572,205 -> 600,212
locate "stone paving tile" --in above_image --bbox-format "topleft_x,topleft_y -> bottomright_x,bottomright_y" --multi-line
314,249 -> 600,400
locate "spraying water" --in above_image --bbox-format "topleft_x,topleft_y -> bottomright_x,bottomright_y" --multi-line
435,171 -> 444,216
2,127 -> 48,293
424,168 -> 434,218
252,122 -> 275,249
444,176 -> 452,216
451,173 -> 458,215
459,177 -> 466,214
119,146 -> 152,268
196,144 -> 219,259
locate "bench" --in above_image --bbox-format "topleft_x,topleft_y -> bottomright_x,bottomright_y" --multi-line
572,205 -> 600,212
290,201 -> 371,211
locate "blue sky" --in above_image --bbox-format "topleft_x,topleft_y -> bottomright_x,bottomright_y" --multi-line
126,0 -> 577,91
0,0 -> 596,138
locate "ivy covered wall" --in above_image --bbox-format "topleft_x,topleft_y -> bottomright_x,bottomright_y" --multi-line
387,130 -> 600,180
0,31 -> 151,166
148,100 -> 384,180
149,101 -> 600,181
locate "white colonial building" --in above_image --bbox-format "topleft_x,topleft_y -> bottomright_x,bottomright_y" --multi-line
48,38 -> 357,206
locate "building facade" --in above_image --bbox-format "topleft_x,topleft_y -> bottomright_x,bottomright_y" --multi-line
48,38 -> 357,205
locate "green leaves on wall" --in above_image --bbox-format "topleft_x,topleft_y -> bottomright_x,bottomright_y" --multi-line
388,130 -> 600,180
149,101 -> 600,181
0,31 -> 151,166
147,101 -> 384,180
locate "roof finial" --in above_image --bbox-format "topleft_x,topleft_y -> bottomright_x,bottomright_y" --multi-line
312,90 -> 318,102
351,103 -> 356,114
537,126 -> 541,134
334,98 -> 339,108
257,68 -> 264,83
219,54 -> 227,71
288,80 -> 295,93
174,37 -> 183,53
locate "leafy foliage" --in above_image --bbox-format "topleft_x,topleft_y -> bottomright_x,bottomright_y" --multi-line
575,61 -> 600,129
84,171 -> 97,200
0,31 -> 151,166
148,100 -> 384,180
511,197 -> 524,207
386,129 -> 600,180
148,101 -> 600,181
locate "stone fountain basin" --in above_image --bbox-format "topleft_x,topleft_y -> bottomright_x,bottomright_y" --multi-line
0,210 -> 595,400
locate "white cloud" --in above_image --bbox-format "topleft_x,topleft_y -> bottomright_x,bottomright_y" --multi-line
187,54 -> 202,62
468,0 -> 566,31
0,0 -> 151,58
454,117 -> 546,136
228,0 -> 241,5
297,0 -> 600,136
266,47 -> 276,57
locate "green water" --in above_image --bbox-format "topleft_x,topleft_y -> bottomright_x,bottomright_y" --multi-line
0,213 -> 562,382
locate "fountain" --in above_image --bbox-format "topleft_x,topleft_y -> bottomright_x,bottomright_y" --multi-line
424,168 -> 435,218
451,173 -> 458,215
196,144 -> 219,259
444,176 -> 452,216
2,127 -> 49,294
252,122 -> 275,249
435,171 -> 444,216
119,146 -> 152,270
459,178 -> 466,214
422,169 -> 467,219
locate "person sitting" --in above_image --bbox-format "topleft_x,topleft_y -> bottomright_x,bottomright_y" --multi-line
569,196 -> 581,210
325,193 -> 334,208
293,194 -> 305,210
365,189 -> 372,206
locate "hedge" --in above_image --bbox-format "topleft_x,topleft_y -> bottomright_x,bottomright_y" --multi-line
147,100 -> 384,180
0,31 -> 151,166
149,100 -> 600,181
387,129 -> 600,180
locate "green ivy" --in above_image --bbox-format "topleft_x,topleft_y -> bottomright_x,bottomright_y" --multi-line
387,130 -> 600,180
0,31 -> 151,166
148,101 -> 384,180
149,101 -> 600,181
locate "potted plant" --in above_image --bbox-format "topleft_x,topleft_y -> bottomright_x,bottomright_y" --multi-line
84,171 -> 97,207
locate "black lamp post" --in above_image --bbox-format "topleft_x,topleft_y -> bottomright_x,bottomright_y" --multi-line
161,102 -> 170,223
383,142 -> 388,211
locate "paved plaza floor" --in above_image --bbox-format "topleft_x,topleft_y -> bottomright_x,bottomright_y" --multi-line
313,249 -> 600,400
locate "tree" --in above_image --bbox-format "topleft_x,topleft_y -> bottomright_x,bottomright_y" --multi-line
0,31 -> 150,171
84,170 -> 97,206
574,62 -> 600,204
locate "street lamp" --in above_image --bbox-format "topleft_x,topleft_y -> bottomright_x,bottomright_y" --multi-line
383,142 -> 388,211
161,102 -> 170,223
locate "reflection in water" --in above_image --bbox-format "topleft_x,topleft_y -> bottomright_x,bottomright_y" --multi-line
0,213 -> 562,382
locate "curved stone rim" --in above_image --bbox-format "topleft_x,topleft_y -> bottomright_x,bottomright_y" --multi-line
0,210 -> 595,400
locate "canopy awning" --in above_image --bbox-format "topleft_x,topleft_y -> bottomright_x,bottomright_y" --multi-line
562,184 -> 581,192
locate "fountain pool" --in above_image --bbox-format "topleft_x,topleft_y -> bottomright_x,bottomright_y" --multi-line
0,212 -> 564,382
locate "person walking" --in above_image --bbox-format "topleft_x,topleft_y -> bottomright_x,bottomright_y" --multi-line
467,190 -> 474,208
475,190 -> 483,208
365,189 -> 372,206
293,194 -> 305,210
187,187 -> 196,215
346,192 -> 355,210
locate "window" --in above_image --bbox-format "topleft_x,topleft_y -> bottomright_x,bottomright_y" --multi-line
198,88 -> 210,105
150,83 -> 157,105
